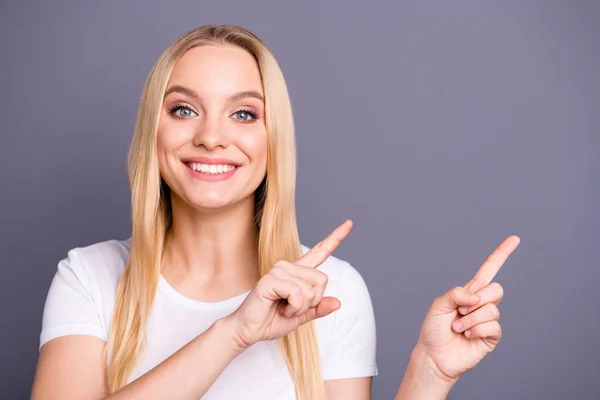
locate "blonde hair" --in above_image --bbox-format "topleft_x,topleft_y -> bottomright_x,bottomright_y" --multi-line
105,25 -> 324,399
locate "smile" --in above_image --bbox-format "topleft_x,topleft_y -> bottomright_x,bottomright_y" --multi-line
186,162 -> 237,175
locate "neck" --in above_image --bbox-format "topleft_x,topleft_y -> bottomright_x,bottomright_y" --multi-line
162,194 -> 261,294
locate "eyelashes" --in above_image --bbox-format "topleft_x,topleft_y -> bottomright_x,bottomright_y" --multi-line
233,108 -> 259,122
168,103 -> 260,122
169,103 -> 196,118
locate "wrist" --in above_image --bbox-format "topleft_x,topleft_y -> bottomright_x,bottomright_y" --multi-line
210,315 -> 250,356
410,344 -> 458,388
216,314 -> 252,353
394,345 -> 456,400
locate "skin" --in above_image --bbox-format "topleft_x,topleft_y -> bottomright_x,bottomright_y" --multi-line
394,234 -> 520,399
30,43 -> 521,400
157,44 -> 269,303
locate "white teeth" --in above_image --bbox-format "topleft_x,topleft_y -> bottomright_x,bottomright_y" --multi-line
188,163 -> 236,174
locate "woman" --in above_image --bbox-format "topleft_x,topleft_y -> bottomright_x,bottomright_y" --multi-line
31,24 -> 520,400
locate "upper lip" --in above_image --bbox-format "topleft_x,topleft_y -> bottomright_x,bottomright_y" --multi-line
181,156 -> 242,167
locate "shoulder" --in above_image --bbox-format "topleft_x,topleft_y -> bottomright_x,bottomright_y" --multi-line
40,238 -> 131,348
56,237 -> 131,295
300,244 -> 369,299
300,245 -> 378,379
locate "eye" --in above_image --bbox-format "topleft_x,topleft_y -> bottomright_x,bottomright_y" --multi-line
232,108 -> 259,122
169,104 -> 197,118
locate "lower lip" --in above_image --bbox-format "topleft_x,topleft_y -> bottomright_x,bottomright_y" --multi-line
184,163 -> 239,181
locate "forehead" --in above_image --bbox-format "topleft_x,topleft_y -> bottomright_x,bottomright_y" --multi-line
167,45 -> 264,98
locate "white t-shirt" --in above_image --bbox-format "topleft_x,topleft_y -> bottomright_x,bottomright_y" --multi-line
40,238 -> 377,399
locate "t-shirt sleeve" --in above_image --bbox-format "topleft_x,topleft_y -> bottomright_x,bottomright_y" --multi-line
39,248 -> 107,349
322,262 -> 378,380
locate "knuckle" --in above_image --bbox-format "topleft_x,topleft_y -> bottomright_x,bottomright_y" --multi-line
260,273 -> 274,286
450,286 -> 463,298
291,284 -> 303,297
491,282 -> 504,298
487,303 -> 500,319
316,271 -> 329,286
495,322 -> 503,336
274,260 -> 290,270
481,321 -> 501,338
270,263 -> 284,275
268,269 -> 283,281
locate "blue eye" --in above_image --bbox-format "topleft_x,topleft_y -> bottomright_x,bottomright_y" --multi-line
233,109 -> 259,122
169,104 -> 197,118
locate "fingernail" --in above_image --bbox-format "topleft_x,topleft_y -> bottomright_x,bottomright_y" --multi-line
465,330 -> 472,338
452,321 -> 463,332
458,306 -> 468,314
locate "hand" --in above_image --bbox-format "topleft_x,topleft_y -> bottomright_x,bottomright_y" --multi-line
415,235 -> 521,383
227,220 -> 353,349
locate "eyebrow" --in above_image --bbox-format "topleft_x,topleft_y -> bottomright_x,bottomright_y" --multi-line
164,85 -> 264,104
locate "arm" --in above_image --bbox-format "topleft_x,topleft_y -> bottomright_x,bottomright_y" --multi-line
31,316 -> 245,400
32,248 -> 245,399
325,377 -> 372,400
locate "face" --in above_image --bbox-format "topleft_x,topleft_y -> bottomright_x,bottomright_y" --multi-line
157,45 -> 267,211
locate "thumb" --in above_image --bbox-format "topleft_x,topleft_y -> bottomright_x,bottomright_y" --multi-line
298,297 -> 341,325
432,286 -> 480,314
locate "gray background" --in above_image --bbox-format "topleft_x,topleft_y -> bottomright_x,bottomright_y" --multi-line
1,1 -> 598,399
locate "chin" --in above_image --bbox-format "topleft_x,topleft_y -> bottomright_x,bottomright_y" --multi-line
167,177 -> 260,213
185,191 -> 237,211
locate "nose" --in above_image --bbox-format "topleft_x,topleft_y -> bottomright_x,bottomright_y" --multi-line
192,117 -> 230,150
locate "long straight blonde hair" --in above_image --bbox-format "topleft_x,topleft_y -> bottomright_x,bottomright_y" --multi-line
104,25 -> 324,399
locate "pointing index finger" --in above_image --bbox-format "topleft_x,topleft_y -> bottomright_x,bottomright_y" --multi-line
296,220 -> 353,269
464,235 -> 521,293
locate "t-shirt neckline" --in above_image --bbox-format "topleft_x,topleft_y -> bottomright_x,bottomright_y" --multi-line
158,274 -> 251,310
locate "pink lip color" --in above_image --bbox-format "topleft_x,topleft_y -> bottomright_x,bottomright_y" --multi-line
183,162 -> 239,181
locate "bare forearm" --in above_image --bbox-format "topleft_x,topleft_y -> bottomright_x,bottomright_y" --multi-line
105,317 -> 244,400
394,347 -> 456,400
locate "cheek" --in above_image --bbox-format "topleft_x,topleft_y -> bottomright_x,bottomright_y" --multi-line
237,128 -> 268,168
156,119 -> 185,179
157,116 -> 195,158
